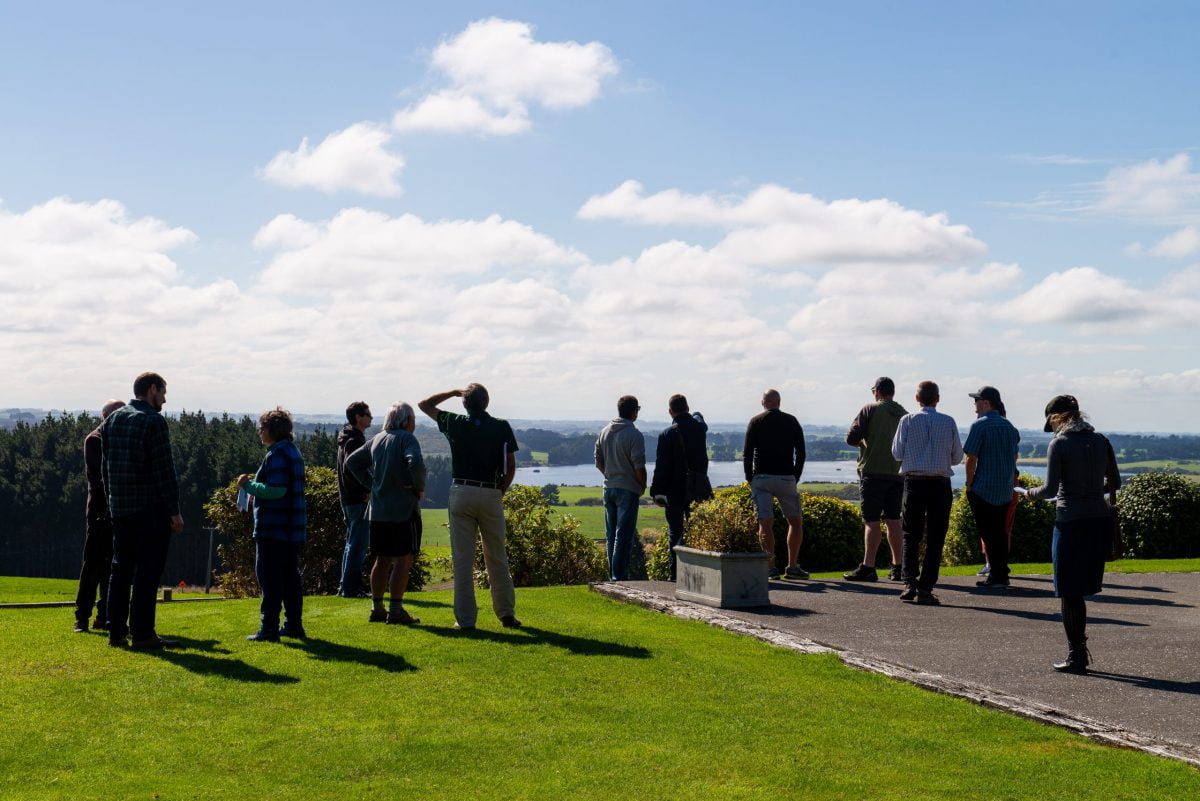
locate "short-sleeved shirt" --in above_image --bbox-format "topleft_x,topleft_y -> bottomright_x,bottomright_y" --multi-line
437,410 -> 520,484
963,410 -> 1020,505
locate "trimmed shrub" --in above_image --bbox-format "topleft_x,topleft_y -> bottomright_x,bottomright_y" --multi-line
206,465 -> 427,598
1118,472 -> 1200,558
646,528 -> 671,581
473,485 -> 606,587
943,474 -> 1058,566
685,493 -> 762,552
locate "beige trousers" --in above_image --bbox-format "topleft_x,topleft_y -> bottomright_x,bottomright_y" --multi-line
448,484 -> 516,627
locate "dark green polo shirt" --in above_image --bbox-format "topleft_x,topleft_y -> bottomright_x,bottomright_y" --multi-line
437,410 -> 520,483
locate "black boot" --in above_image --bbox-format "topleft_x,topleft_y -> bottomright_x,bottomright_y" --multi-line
1052,640 -> 1089,674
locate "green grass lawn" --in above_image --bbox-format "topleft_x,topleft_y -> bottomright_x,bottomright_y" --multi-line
1,586 -> 1197,800
1119,459 -> 1200,474
422,501 -> 668,546
0,576 -> 217,604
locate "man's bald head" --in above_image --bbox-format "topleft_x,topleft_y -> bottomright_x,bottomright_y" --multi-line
761,389 -> 781,410
101,399 -> 124,419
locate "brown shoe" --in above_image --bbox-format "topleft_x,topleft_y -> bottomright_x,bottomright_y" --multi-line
368,609 -> 387,623
130,635 -> 180,650
386,609 -> 420,625
500,615 -> 522,629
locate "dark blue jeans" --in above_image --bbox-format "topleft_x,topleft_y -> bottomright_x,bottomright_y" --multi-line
338,502 -> 369,595
256,538 -> 303,632
107,507 -> 171,641
603,488 -> 640,581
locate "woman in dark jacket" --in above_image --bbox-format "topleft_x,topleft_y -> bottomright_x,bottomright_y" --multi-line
1026,395 -> 1120,674
238,407 -> 307,642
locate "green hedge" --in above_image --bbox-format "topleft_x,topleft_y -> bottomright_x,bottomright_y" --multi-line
205,465 -> 427,598
944,474 -> 1058,566
1118,472 -> 1200,558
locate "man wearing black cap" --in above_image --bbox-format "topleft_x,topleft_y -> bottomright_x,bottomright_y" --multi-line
963,386 -> 1020,589
843,377 -> 906,582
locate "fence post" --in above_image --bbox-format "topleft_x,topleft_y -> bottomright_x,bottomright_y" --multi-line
204,526 -> 216,593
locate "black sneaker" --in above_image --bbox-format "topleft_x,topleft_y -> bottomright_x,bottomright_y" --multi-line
914,591 -> 941,606
500,615 -> 523,628
368,609 -> 387,623
899,586 -> 919,602
843,564 -> 878,582
887,564 -> 903,582
73,619 -> 89,633
279,624 -> 307,638
784,565 -> 810,579
768,567 -> 782,579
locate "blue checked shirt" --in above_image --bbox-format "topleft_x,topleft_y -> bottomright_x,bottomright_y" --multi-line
963,410 -> 1020,505
100,399 -> 180,518
890,406 -> 964,478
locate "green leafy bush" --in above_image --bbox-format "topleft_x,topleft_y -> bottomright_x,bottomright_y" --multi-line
646,529 -> 671,581
473,485 -> 606,587
1118,472 -> 1200,558
944,475 -> 1059,566
205,465 -> 427,598
685,492 -> 762,552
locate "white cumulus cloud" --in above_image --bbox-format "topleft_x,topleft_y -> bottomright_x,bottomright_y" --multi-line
394,18 -> 618,135
261,122 -> 405,196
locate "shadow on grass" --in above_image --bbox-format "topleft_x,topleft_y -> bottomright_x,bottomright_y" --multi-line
282,637 -> 417,673
423,624 -> 651,658
138,637 -> 299,684
400,597 -> 452,610
1085,670 -> 1200,695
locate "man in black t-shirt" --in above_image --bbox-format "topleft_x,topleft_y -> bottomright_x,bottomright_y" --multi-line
419,383 -> 520,630
743,389 -> 807,579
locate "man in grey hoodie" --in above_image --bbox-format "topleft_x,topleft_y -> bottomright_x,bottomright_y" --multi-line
843,377 -> 907,582
594,395 -> 647,581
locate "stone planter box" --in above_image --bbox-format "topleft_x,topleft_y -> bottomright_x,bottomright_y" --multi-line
673,545 -> 772,609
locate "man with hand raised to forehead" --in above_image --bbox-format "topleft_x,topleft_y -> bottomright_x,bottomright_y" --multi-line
419,384 -> 520,630
101,372 -> 183,649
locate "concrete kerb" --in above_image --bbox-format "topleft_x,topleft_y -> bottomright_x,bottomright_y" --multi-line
590,581 -> 1200,770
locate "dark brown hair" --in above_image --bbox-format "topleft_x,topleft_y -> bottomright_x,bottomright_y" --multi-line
132,372 -> 165,398
463,383 -> 490,413
259,407 -> 294,442
916,381 -> 939,406
668,394 -> 689,415
345,401 -> 370,423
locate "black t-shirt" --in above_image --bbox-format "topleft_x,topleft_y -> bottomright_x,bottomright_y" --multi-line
743,408 -> 806,481
437,410 -> 520,483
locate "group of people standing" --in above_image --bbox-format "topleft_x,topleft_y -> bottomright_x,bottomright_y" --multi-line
74,371 -> 1122,673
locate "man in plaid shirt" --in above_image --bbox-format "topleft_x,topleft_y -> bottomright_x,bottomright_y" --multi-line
101,371 -> 183,649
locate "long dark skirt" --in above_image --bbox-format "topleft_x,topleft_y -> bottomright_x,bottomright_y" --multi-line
1051,515 -> 1111,597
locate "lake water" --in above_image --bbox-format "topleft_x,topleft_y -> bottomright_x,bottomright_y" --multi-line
514,460 -> 1052,490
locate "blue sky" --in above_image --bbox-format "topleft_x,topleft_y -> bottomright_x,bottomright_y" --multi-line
2,2 -> 1198,431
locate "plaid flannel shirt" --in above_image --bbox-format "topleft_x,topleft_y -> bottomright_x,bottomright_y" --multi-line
100,399 -> 180,518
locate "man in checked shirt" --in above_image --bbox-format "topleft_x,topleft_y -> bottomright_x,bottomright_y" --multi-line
890,380 -> 964,606
102,371 -> 184,649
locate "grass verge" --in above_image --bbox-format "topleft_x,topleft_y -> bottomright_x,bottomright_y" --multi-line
1,586 -> 1198,800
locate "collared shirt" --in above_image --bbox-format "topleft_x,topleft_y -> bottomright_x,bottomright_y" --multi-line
437,410 -> 520,484
890,406 -> 963,478
963,410 -> 1020,505
100,399 -> 180,518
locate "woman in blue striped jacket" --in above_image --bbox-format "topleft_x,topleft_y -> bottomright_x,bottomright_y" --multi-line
238,407 -> 307,642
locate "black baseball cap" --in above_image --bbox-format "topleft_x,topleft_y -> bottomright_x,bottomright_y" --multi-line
872,377 -> 895,395
968,386 -> 1003,405
1043,394 -> 1079,432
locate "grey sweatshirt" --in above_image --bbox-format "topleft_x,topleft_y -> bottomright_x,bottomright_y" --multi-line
345,428 -> 426,523
594,418 -> 647,494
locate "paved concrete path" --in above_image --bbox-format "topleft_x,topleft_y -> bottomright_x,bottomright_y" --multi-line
613,572 -> 1200,759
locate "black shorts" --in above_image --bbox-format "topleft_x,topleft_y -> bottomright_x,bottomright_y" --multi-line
860,476 -> 903,522
369,512 -> 422,558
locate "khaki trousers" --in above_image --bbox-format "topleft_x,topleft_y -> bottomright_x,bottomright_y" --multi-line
448,484 -> 516,627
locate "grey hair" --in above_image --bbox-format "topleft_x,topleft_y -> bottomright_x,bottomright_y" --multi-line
383,402 -> 415,432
